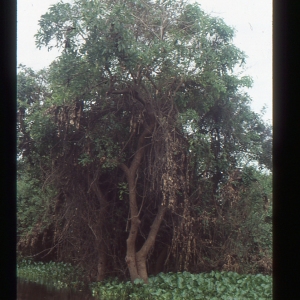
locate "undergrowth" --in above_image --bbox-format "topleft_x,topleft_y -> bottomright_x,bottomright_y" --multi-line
17,259 -> 86,290
18,260 -> 272,299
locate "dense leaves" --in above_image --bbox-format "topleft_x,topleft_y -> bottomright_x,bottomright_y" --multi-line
91,270 -> 272,299
17,259 -> 86,290
17,0 -> 272,283
18,260 -> 272,299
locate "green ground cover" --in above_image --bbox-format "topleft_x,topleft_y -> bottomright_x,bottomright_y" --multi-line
17,260 -> 272,299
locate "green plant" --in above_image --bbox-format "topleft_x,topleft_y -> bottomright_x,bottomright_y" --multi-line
18,0 -> 272,283
17,260 -> 272,299
17,260 -> 86,290
90,271 -> 272,299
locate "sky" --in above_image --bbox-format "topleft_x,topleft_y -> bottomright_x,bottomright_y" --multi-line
17,0 -> 272,123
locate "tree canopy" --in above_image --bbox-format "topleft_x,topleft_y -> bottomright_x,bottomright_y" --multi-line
17,0 -> 272,283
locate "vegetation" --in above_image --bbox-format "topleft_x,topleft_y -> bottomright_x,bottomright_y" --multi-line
17,259 -> 86,290
91,271 -> 272,299
17,260 -> 272,299
17,0 -> 272,286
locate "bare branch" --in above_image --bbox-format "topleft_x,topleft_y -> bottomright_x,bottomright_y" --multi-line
129,13 -> 160,40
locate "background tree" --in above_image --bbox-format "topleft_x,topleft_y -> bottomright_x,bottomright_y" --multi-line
17,0 -> 272,283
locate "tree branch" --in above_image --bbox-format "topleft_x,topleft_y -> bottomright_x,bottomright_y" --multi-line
145,73 -> 159,91
129,13 -> 160,40
136,204 -> 167,258
119,163 -> 130,177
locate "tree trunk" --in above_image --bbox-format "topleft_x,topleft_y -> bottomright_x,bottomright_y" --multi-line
91,179 -> 109,282
125,203 -> 167,283
122,171 -> 167,283
154,246 -> 168,275
118,90 -> 161,283
96,242 -> 106,281
120,117 -> 163,282
124,172 -> 142,281
135,204 -> 167,282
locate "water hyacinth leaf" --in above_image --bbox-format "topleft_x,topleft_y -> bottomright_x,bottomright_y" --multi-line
177,276 -> 184,289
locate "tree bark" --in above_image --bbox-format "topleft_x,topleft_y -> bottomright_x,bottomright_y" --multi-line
124,170 -> 142,281
154,246 -> 168,275
119,101 -> 163,282
136,204 -> 167,282
120,146 -> 167,282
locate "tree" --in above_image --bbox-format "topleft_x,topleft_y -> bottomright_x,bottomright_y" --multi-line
18,0 -> 272,283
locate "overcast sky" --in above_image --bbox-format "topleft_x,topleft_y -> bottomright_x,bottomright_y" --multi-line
17,0 -> 272,123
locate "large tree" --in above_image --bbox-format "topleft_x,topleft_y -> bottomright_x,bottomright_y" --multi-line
18,0 -> 272,283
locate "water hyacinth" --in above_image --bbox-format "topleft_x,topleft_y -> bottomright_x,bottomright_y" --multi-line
18,260 -> 272,299
91,271 -> 272,299
17,259 -> 85,290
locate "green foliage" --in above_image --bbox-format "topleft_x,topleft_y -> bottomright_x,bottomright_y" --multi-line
17,260 -> 86,290
241,170 -> 272,256
30,0 -> 272,180
118,182 -> 129,200
17,172 -> 55,243
17,260 -> 272,299
17,0 -> 272,282
91,271 -> 272,299
17,64 -> 50,106
186,167 -> 272,275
